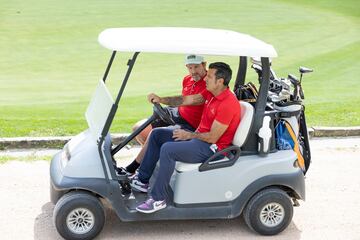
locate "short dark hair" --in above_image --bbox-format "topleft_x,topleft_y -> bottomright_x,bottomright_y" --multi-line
208,62 -> 232,86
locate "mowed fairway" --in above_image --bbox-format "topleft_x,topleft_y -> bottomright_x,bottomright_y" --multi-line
0,0 -> 359,137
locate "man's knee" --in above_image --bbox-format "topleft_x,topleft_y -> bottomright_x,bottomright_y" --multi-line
132,119 -> 152,145
159,142 -> 179,159
151,128 -> 172,141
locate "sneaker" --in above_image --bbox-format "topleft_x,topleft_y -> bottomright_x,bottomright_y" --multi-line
115,167 -> 132,176
128,169 -> 139,180
130,175 -> 149,193
136,197 -> 167,213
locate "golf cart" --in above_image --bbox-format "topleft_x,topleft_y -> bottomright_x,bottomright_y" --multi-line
50,27 -> 311,240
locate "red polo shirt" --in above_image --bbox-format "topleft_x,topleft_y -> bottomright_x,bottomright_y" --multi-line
197,88 -> 241,150
178,75 -> 206,128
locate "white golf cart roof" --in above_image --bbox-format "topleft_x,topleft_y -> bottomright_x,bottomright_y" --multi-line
98,27 -> 277,58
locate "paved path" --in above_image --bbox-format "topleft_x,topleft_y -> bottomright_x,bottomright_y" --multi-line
0,137 -> 359,239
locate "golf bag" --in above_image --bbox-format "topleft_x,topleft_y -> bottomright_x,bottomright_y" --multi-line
274,103 -> 311,174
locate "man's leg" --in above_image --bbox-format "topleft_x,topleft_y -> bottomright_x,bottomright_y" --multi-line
125,129 -> 151,174
125,108 -> 193,174
150,139 -> 213,201
136,128 -> 174,183
125,107 -> 175,173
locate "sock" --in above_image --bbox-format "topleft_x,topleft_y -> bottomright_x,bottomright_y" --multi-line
126,160 -> 140,173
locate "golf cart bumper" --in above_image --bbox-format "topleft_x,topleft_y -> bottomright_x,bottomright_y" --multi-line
50,151 -> 67,204
49,151 -> 110,204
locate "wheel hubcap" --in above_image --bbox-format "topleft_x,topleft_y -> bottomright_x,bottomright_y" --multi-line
260,202 -> 284,227
66,208 -> 95,234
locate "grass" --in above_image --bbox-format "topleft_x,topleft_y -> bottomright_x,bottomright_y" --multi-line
0,155 -> 52,164
0,0 -> 359,137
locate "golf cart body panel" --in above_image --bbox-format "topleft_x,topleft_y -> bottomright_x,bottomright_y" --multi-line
57,130 -> 104,179
110,172 -> 304,222
50,131 -> 115,203
173,150 -> 303,204
98,27 -> 278,58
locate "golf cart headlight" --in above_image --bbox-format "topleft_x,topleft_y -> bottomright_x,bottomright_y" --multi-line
61,144 -> 71,167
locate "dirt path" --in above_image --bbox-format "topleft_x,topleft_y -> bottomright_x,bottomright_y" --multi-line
0,137 -> 360,240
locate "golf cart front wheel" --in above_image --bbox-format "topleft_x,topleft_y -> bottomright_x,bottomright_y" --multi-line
243,188 -> 293,235
53,191 -> 105,240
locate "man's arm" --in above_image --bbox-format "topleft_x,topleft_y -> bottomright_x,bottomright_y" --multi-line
160,95 -> 183,107
148,93 -> 205,107
172,120 -> 228,143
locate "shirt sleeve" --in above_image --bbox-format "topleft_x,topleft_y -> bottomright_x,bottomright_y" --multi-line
215,101 -> 237,125
200,89 -> 211,99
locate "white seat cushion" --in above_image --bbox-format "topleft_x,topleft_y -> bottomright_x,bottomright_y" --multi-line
175,162 -> 201,172
232,101 -> 254,147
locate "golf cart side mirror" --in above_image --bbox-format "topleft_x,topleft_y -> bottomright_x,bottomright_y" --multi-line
299,66 -> 313,74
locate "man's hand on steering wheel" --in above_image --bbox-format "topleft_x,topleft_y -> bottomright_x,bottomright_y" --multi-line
152,102 -> 176,125
148,93 -> 161,104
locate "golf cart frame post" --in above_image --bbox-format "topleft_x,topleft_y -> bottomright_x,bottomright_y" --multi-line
98,51 -> 142,183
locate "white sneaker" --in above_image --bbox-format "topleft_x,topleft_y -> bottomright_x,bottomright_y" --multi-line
136,197 -> 167,213
130,175 -> 149,193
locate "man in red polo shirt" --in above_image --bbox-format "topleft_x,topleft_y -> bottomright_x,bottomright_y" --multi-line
122,54 -> 207,174
130,62 -> 241,213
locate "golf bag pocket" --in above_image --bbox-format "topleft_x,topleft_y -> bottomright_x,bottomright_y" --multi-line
275,120 -> 305,172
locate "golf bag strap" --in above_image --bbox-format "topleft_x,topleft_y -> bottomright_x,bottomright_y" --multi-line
284,121 -> 305,172
275,110 -> 301,118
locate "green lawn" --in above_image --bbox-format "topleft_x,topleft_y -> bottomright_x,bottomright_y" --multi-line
0,0 -> 359,137
0,155 -> 52,164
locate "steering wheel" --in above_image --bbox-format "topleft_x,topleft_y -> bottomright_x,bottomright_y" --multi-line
153,103 -> 176,125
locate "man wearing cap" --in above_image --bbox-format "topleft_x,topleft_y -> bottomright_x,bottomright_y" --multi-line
122,54 -> 207,174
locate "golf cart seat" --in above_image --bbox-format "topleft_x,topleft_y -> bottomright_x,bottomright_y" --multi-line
176,101 -> 254,172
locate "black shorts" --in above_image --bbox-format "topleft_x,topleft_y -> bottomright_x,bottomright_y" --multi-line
151,107 -> 195,131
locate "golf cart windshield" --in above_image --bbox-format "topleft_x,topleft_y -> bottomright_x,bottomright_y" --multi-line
85,80 -> 115,141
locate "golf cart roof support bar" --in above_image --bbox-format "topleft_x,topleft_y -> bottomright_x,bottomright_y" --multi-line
111,115 -> 156,155
100,51 -> 139,140
102,51 -> 117,83
253,57 -> 270,131
114,52 -> 139,106
234,56 -> 247,88
97,139 -> 110,183
98,104 -> 119,183
96,52 -> 140,181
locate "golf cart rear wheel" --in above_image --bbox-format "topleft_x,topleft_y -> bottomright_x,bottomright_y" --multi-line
243,188 -> 293,235
53,191 -> 105,240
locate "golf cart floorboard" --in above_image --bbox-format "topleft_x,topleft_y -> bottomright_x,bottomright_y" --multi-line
123,191 -> 150,211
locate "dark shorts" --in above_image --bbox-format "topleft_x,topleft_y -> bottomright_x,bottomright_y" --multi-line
151,107 -> 195,131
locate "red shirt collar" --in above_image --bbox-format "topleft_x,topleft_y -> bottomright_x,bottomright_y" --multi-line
188,73 -> 207,84
213,87 -> 231,101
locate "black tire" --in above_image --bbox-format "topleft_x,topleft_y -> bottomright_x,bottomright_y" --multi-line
243,188 -> 293,235
53,191 -> 105,240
